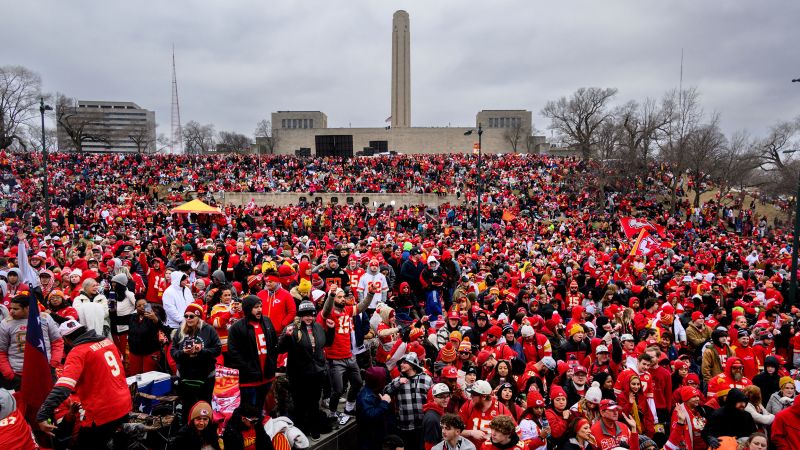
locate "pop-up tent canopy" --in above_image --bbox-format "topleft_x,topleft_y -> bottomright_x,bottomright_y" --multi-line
170,199 -> 222,215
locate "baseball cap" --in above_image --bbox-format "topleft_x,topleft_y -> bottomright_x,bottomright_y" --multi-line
573,365 -> 588,375
469,380 -> 492,396
595,345 -> 609,354
540,356 -> 557,371
58,319 -> 85,338
441,366 -> 459,379
620,334 -> 634,342
432,383 -> 451,397
600,399 -> 620,411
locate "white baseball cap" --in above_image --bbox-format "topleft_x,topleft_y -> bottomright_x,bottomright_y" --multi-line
469,380 -> 492,396
596,345 -> 609,354
620,334 -> 634,342
58,319 -> 85,337
431,383 -> 451,397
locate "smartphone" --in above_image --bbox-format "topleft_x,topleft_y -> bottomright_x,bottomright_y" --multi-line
183,338 -> 195,350
144,303 -> 153,313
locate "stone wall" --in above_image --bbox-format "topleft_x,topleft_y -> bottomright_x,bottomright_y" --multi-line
218,191 -> 463,208
273,126 -> 521,155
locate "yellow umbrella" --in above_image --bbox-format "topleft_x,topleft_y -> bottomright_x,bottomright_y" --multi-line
170,199 -> 222,215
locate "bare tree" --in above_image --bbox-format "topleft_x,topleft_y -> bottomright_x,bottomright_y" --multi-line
502,120 -> 529,153
217,130 -> 251,153
616,97 -> 670,176
182,120 -> 214,154
757,117 -> 800,172
56,94 -> 110,152
0,66 -> 43,150
659,87 -> 703,213
156,133 -> 171,153
685,116 -> 726,207
714,130 -> 761,202
541,87 -> 618,159
128,122 -> 155,153
23,124 -> 58,153
254,119 -> 279,155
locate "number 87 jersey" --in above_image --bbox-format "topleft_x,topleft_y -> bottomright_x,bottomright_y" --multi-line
55,337 -> 132,425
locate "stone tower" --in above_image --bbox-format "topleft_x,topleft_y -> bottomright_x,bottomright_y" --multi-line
391,10 -> 410,128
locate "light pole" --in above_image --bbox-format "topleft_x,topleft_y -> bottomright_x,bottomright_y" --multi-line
784,149 -> 800,308
40,98 -> 53,233
464,123 -> 483,246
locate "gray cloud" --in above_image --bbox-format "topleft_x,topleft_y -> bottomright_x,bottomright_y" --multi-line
3,0 -> 798,140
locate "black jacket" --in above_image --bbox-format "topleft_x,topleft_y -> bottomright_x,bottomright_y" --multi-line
227,316 -> 278,384
172,422 -> 221,450
222,410 -> 273,450
752,356 -> 781,406
170,324 -> 222,380
128,313 -> 161,355
277,320 -> 334,377
702,388 -> 757,442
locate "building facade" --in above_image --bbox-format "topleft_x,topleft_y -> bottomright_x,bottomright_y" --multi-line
57,101 -> 156,153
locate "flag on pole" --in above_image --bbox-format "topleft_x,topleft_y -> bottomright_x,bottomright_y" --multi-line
629,228 -> 659,257
21,294 -> 53,421
385,116 -> 392,124
619,217 -> 666,239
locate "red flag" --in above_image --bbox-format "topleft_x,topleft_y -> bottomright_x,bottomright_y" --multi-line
21,295 -> 54,422
619,217 -> 666,239
502,210 -> 515,222
629,229 -> 660,257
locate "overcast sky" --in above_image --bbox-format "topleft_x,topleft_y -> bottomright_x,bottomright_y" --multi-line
4,0 -> 799,140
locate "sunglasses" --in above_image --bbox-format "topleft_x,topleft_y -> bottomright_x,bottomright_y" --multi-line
184,314 -> 197,319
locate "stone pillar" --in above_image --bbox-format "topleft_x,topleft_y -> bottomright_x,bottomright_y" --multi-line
391,10 -> 410,128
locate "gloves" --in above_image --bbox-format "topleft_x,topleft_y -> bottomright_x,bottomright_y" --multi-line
707,436 -> 721,449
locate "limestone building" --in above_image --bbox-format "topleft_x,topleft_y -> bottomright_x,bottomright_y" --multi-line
266,11 -> 537,156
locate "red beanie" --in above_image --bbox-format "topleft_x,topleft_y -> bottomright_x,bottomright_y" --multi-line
526,391 -> 545,408
486,325 -> 503,338
550,385 -> 567,401
184,302 -> 205,321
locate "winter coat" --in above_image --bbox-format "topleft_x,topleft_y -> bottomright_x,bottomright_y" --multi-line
701,344 -> 733,381
702,388 -> 756,442
73,291 -> 110,336
356,369 -> 393,450
276,320 -> 334,378
128,312 -> 161,355
752,356 -> 781,406
256,287 -> 296,334
170,323 -> 221,381
422,400 -> 446,449
767,391 -> 796,415
171,422 -> 221,450
162,271 -> 193,329
773,397 -> 800,450
227,300 -> 278,385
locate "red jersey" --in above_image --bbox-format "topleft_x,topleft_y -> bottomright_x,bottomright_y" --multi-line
54,338 -> 132,425
590,420 -> 639,450
345,267 -> 365,291
459,399 -> 515,449
0,409 -> 37,450
565,293 -> 583,309
733,345 -> 759,380
319,306 -> 354,360
615,368 -> 653,399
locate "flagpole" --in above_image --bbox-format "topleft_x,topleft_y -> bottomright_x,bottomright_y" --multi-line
630,228 -> 647,257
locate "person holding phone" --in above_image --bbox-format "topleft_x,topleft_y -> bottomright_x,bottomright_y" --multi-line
209,287 -> 243,365
128,298 -> 161,376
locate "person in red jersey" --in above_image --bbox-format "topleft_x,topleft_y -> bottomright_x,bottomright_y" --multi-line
37,319 -> 132,450
0,389 -> 37,450
590,399 -> 639,450
459,380 -> 516,449
480,414 -> 525,450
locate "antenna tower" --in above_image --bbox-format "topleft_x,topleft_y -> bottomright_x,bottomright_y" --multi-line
170,45 -> 183,154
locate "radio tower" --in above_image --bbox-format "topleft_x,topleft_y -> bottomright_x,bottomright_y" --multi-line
170,45 -> 183,154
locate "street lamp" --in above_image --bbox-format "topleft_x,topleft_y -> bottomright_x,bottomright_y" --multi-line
792,79 -> 800,83
40,98 -> 53,234
784,149 -> 800,309
464,123 -> 483,246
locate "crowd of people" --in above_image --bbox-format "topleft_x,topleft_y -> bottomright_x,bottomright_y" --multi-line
0,149 -> 796,450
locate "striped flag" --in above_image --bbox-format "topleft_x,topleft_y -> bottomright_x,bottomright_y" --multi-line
21,295 -> 54,421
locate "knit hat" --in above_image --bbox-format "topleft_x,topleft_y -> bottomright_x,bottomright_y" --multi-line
458,337 -> 472,353
188,400 -> 212,424
111,273 -> 128,286
679,386 -> 702,402
585,381 -> 602,404
520,325 -> 534,338
298,278 -> 312,295
449,330 -> 462,343
639,435 -> 657,450
691,311 -> 704,321
486,325 -> 503,337
184,302 -> 205,320
476,350 -> 495,367
439,342 -> 457,363
780,376 -> 794,389
247,274 -> 262,288
409,327 -> 425,341
550,385 -> 567,401
526,391 -> 545,409
567,323 -> 584,337
297,301 -> 316,316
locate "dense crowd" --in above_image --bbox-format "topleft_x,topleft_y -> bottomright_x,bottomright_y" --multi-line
0,150 -> 796,450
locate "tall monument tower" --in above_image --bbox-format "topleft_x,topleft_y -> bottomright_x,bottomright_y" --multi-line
391,10 -> 410,128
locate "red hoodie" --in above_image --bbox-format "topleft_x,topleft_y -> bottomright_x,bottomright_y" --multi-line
773,396 -> 800,450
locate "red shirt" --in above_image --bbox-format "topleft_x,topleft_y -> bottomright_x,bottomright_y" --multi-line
54,338 -> 132,425
615,368 -> 654,400
733,345 -> 759,380
590,419 -> 639,450
0,409 -> 37,450
319,306 -> 354,360
459,399 -> 515,449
